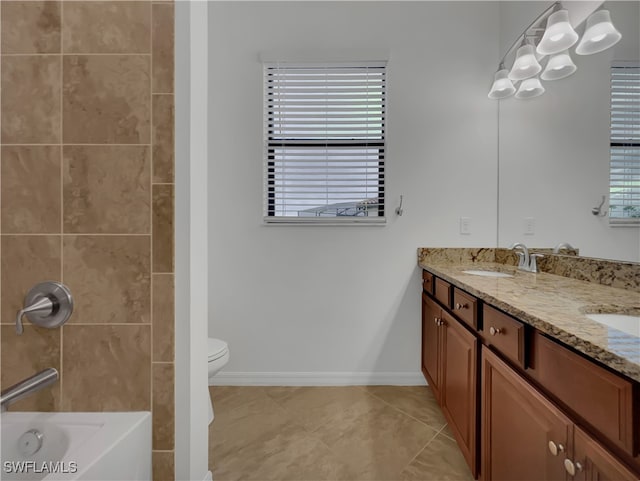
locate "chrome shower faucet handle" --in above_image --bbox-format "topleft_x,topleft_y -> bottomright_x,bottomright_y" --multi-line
15,282 -> 73,335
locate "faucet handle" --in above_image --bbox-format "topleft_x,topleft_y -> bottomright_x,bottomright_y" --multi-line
16,297 -> 54,335
529,253 -> 544,273
15,282 -> 73,336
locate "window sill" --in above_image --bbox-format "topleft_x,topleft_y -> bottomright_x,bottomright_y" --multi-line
609,218 -> 640,227
263,217 -> 386,226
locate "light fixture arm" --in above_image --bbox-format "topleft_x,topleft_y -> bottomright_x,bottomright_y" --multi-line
497,2 -> 562,67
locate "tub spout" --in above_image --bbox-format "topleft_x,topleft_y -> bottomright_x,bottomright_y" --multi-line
0,368 -> 58,412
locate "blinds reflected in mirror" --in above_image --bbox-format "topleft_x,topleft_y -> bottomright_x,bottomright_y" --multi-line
263,62 -> 386,223
610,63 -> 640,223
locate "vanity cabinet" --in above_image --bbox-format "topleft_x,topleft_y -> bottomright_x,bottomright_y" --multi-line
421,292 -> 478,476
528,331 -> 634,456
482,348 -> 639,481
570,426 -> 639,481
482,347 -> 572,481
420,269 -> 640,481
421,293 -> 441,399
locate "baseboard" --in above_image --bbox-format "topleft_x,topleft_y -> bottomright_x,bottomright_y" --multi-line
212,371 -> 427,386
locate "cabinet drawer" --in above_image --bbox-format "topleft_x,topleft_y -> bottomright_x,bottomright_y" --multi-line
422,271 -> 434,295
483,305 -> 525,368
434,278 -> 452,307
529,332 -> 635,456
453,288 -> 478,329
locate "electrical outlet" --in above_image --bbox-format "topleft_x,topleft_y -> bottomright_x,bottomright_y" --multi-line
460,217 -> 471,235
524,217 -> 535,235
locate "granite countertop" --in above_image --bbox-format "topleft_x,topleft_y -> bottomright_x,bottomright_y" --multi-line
418,260 -> 640,382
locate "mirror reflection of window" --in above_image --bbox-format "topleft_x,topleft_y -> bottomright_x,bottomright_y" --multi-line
609,62 -> 640,224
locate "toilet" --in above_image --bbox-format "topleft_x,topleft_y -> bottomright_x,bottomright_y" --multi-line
207,338 -> 230,424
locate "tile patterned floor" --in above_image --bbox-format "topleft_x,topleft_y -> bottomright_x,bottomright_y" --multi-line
208,386 -> 473,481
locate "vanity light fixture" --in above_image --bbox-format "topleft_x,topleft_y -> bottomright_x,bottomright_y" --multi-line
508,42 -> 542,81
536,9 -> 579,55
575,10 -> 622,55
488,65 -> 517,99
489,1 -> 622,100
541,50 -> 577,80
515,77 -> 545,99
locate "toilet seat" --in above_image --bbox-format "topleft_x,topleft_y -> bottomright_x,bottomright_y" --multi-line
208,338 -> 228,362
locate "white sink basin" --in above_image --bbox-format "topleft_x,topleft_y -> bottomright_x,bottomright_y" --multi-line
462,270 -> 514,278
586,314 -> 640,338
1,411 -> 151,481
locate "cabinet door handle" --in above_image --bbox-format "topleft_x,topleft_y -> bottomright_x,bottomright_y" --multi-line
548,441 -> 565,456
455,302 -> 468,310
489,326 -> 502,336
434,317 -> 440,326
563,459 -> 583,477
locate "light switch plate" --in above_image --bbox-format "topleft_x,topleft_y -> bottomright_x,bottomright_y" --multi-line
524,217 -> 535,235
460,217 -> 471,235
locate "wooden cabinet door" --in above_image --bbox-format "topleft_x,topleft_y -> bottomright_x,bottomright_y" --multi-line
441,310 -> 478,477
421,293 -> 441,400
482,348 -> 572,481
570,427 -> 639,481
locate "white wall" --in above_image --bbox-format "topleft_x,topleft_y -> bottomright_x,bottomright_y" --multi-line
208,1 -> 499,383
175,2 -> 209,479
497,1 -> 640,262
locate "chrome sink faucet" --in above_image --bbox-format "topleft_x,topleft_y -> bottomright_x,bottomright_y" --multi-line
509,242 -> 543,273
553,242 -> 575,254
0,368 -> 58,412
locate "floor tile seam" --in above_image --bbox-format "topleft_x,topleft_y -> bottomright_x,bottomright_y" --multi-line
261,387 -> 372,438
211,409 -> 351,481
257,387 -> 324,438
302,394 -> 392,439
212,387 -> 444,481
284,394 -> 389,463
436,423 -> 455,441
300,405 -> 437,479
396,430 -> 441,477
259,386 -> 298,407
359,389 -> 447,433
209,387 -> 274,417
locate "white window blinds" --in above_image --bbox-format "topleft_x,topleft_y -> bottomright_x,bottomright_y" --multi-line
610,63 -> 640,224
263,62 -> 386,223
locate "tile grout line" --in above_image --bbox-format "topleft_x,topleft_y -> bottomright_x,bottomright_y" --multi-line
268,387 -> 444,479
0,0 -> 3,389
59,0 -> 65,410
397,430 -> 441,477
262,386 -> 435,479
257,388 -> 354,463
149,0 -> 155,444
0,233 -> 152,236
437,423 -> 456,441
359,387 -> 448,434
1,53 -> 152,57
2,144 -> 152,147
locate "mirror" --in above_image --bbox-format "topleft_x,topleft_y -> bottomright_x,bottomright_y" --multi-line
497,1 -> 640,263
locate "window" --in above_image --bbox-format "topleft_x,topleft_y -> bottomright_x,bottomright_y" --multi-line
610,63 -> 640,224
263,62 -> 386,223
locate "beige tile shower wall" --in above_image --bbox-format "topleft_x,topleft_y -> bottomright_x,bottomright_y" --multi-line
0,2 -> 175,479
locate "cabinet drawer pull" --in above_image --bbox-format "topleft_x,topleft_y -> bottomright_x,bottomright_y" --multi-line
548,441 -> 564,456
455,302 -> 468,310
489,326 -> 502,336
563,459 -> 583,477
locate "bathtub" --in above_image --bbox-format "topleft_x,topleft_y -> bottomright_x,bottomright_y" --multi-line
0,412 -> 151,481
